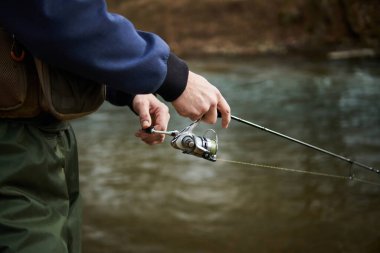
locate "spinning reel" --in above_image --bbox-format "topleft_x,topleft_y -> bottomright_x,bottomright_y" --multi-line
145,119 -> 218,162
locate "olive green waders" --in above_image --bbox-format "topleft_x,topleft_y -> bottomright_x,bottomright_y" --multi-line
0,118 -> 81,253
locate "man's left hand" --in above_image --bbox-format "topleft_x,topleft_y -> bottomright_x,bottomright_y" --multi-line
133,94 -> 170,145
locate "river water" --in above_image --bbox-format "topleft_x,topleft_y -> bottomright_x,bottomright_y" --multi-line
72,57 -> 380,253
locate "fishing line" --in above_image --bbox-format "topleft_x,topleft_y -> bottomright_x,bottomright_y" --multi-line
147,113 -> 379,186
218,158 -> 380,187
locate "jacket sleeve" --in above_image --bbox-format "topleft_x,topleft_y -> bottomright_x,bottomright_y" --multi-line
0,0 -> 188,103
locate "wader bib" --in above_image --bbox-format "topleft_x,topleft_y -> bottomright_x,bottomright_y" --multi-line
0,26 -> 104,253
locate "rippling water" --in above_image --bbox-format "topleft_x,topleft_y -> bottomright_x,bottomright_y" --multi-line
72,57 -> 380,253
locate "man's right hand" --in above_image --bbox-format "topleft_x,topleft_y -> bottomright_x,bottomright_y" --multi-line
171,71 -> 231,128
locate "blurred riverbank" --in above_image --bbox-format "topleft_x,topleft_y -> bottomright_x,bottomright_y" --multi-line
108,0 -> 380,58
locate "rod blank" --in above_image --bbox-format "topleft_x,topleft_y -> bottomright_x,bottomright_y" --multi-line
230,115 -> 380,175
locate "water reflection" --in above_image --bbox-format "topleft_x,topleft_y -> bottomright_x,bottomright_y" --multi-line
73,57 -> 380,253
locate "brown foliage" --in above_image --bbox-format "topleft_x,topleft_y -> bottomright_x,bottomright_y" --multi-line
107,0 -> 380,56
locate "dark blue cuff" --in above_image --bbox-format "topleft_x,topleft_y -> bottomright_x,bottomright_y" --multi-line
106,87 -> 137,113
156,53 -> 188,102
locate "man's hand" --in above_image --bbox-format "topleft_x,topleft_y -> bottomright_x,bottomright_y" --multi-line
133,94 -> 170,145
172,71 -> 231,128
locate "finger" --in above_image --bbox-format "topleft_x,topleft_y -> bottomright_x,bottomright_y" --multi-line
217,94 -> 231,128
152,106 -> 170,132
147,105 -> 169,143
148,133 -> 165,144
145,135 -> 165,145
135,129 -> 165,145
202,104 -> 218,124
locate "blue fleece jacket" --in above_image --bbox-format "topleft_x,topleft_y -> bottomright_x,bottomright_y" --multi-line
0,0 -> 189,104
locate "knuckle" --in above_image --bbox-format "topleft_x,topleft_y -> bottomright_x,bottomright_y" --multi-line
140,113 -> 149,120
158,103 -> 168,112
190,114 -> 199,121
203,117 -> 215,124
176,108 -> 187,117
221,107 -> 230,115
135,99 -> 147,108
163,106 -> 170,117
200,104 -> 209,114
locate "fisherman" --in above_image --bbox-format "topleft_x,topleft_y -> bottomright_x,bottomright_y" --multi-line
0,0 -> 230,252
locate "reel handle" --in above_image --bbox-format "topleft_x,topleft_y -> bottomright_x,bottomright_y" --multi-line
144,126 -> 179,137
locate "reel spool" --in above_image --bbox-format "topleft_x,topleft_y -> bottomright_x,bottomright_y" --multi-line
171,127 -> 218,162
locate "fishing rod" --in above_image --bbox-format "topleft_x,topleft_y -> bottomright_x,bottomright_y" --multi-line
229,114 -> 380,175
146,113 -> 379,176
